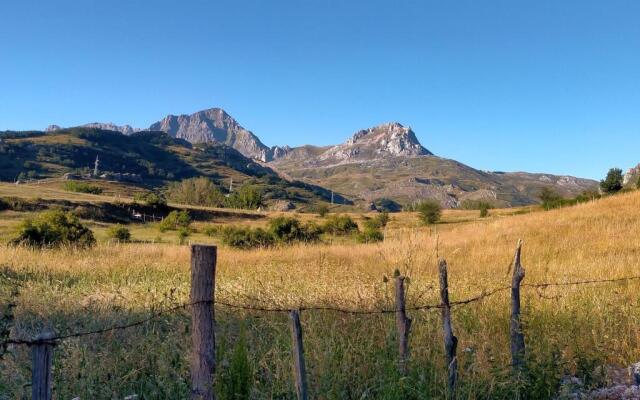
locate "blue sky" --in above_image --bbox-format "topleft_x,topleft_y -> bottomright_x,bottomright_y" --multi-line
1,0 -> 639,179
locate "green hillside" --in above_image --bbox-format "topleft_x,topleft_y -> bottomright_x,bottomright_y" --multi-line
0,128 -> 350,209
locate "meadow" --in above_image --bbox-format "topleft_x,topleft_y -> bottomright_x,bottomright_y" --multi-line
2,183 -> 640,399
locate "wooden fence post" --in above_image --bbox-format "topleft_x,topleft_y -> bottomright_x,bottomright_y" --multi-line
32,330 -> 55,400
289,310 -> 308,400
438,259 -> 458,397
510,239 -> 526,372
395,274 -> 412,373
190,245 -> 217,400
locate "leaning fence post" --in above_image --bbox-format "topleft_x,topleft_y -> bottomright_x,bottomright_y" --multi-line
190,245 -> 217,400
32,330 -> 55,400
395,273 -> 412,373
289,310 -> 308,400
510,239 -> 526,372
439,259 -> 458,397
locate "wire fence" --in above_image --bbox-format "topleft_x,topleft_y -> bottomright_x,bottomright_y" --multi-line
3,243 -> 640,399
3,274 -> 640,348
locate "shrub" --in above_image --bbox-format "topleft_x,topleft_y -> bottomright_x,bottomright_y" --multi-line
165,177 -> 225,207
225,185 -> 263,210
11,209 -> 96,248
203,225 -> 221,237
268,217 -> 322,243
159,210 -> 191,232
73,205 -> 106,221
416,200 -> 441,225
177,228 -> 190,245
479,205 -> 490,218
600,168 -> 623,194
0,198 -> 8,211
107,225 -> 131,242
356,227 -> 384,243
134,192 -> 167,208
220,226 -> 275,249
63,181 -> 103,194
539,188 -> 564,210
0,197 -> 40,212
323,214 -> 358,235
363,212 -> 389,230
460,200 -> 494,211
316,204 -> 330,217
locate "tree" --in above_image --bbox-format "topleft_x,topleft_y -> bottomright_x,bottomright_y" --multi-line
107,225 -> 131,242
539,188 -> 563,210
165,177 -> 225,207
225,184 -> 263,210
416,200 -> 441,225
600,168 -> 623,194
11,209 -> 96,248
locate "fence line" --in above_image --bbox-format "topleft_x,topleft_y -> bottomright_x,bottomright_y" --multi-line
5,242 -> 640,399
4,274 -> 640,348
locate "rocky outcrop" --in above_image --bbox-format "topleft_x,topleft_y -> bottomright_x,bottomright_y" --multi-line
149,108 -> 272,161
45,125 -> 62,132
316,122 -> 431,164
45,123 -> 141,135
624,164 -> 640,186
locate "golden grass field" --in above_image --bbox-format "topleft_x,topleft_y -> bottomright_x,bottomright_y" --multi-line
1,185 -> 640,398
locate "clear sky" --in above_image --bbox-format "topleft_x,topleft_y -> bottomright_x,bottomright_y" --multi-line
1,1 -> 639,179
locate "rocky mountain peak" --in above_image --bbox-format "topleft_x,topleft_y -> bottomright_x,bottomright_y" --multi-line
149,108 -> 272,161
315,122 -> 431,164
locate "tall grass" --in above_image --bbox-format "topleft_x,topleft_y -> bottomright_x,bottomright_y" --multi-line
2,192 -> 640,398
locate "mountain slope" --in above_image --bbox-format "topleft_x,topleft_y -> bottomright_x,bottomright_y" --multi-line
0,128 -> 348,208
269,123 -> 597,207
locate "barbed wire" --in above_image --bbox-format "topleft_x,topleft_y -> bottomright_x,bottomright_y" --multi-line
3,273 -> 640,348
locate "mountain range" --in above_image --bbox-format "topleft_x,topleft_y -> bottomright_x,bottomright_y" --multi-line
44,107 -> 598,207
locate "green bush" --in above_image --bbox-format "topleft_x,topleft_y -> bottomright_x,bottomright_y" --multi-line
0,197 -> 40,212
267,217 -> 321,243
107,225 -> 131,242
63,181 -> 103,195
600,168 -> 623,194
134,192 -> 167,208
416,200 -> 441,225
159,210 -> 191,232
11,209 -> 96,248
177,228 -> 190,245
479,205 -> 490,218
225,185 -> 263,210
203,225 -> 221,237
540,188 -> 600,211
363,212 -> 390,230
323,214 -> 358,235
165,177 -> 225,207
356,227 -> 384,243
460,199 -> 495,211
220,226 -> 275,249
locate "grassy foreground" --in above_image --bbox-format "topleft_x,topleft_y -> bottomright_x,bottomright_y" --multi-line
2,192 -> 640,398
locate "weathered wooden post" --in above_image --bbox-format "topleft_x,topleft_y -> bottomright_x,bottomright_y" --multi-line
438,259 -> 458,397
510,239 -> 526,372
32,330 -> 55,400
395,273 -> 412,374
289,310 -> 308,400
190,245 -> 217,400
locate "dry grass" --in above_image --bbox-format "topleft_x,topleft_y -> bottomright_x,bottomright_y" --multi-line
2,191 -> 640,398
